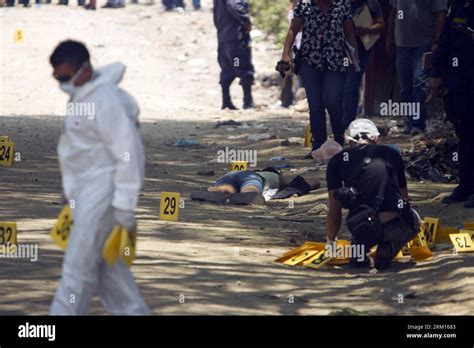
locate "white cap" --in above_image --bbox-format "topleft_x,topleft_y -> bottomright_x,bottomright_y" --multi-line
347,119 -> 380,143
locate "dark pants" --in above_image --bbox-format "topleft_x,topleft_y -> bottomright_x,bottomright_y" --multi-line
444,77 -> 474,194
163,0 -> 200,9
217,40 -> 254,88
396,46 -> 431,131
299,60 -> 345,150
343,40 -> 371,129
351,214 -> 418,270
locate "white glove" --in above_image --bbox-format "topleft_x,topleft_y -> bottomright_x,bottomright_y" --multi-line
113,208 -> 137,232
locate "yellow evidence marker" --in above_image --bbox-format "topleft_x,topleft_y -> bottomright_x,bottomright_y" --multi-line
421,217 -> 440,246
14,30 -> 24,43
0,136 -> 9,142
450,232 -> 474,253
303,249 -> 333,269
230,161 -> 248,171
304,124 -> 312,148
0,222 -> 17,253
409,230 -> 433,262
159,192 -> 180,221
102,226 -> 137,267
0,141 -> 15,167
50,205 -> 73,250
435,226 -> 459,244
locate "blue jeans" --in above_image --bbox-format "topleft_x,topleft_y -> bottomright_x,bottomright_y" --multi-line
299,60 -> 346,150
396,46 -> 431,131
215,171 -> 264,193
343,40 -> 371,129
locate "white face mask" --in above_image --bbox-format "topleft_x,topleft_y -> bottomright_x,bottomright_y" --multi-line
59,62 -> 89,95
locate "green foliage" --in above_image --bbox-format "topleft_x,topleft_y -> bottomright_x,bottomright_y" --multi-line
249,0 -> 290,46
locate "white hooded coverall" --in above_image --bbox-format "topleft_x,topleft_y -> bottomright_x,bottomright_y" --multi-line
50,62 -> 150,315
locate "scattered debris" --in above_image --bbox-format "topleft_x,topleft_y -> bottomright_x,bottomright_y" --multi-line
214,119 -> 242,128
173,139 -> 200,147
247,134 -> 274,141
281,139 -> 300,146
404,125 -> 459,182
308,203 -> 328,216
269,156 -> 285,161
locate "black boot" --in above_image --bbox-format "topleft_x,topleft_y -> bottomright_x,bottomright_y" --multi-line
242,83 -> 255,109
221,85 -> 237,110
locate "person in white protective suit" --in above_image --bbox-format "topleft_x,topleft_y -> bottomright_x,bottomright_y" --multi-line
49,40 -> 150,315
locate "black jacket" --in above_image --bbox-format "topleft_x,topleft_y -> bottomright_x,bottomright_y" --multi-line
213,0 -> 251,43
431,0 -> 474,89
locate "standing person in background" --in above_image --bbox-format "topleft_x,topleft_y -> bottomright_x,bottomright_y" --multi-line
343,0 -> 384,128
386,0 -> 447,135
279,0 -> 359,159
213,0 -> 255,110
429,0 -> 474,206
281,0 -> 303,108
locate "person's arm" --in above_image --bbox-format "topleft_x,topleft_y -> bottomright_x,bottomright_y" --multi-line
432,10 -> 447,52
281,16 -> 304,63
430,18 -> 451,96
355,16 -> 385,36
96,96 -> 145,212
344,19 -> 360,64
327,190 -> 343,242
385,5 -> 396,56
226,0 -> 251,32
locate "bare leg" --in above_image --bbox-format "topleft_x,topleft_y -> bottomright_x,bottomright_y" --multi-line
240,185 -> 262,194
208,184 -> 236,195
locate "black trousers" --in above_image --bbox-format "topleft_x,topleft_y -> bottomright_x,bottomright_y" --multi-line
217,40 -> 255,88
444,76 -> 474,194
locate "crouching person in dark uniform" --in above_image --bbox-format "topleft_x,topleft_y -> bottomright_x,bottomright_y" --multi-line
326,119 -> 420,270
213,0 -> 255,109
429,0 -> 474,207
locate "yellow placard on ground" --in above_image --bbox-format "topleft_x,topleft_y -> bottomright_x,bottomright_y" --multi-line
410,246 -> 433,262
274,242 -> 324,263
283,249 -> 321,266
14,29 -> 24,43
304,124 -> 312,148
120,228 -> 136,267
50,205 -> 73,250
0,136 -> 9,142
0,222 -> 17,248
435,227 -> 459,244
159,192 -> 180,221
463,222 -> 474,231
229,161 -> 248,171
422,217 -> 440,245
303,249 -> 333,269
102,226 -> 121,266
450,232 -> 474,253
0,142 -> 15,167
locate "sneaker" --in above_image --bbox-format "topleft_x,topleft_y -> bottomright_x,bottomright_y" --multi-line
442,187 -> 471,204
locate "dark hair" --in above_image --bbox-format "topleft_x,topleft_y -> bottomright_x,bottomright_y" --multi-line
50,40 -> 90,69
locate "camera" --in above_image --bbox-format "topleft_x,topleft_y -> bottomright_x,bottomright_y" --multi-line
334,186 -> 359,209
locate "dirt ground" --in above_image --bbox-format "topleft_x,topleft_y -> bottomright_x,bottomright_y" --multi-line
1,1 -> 474,315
